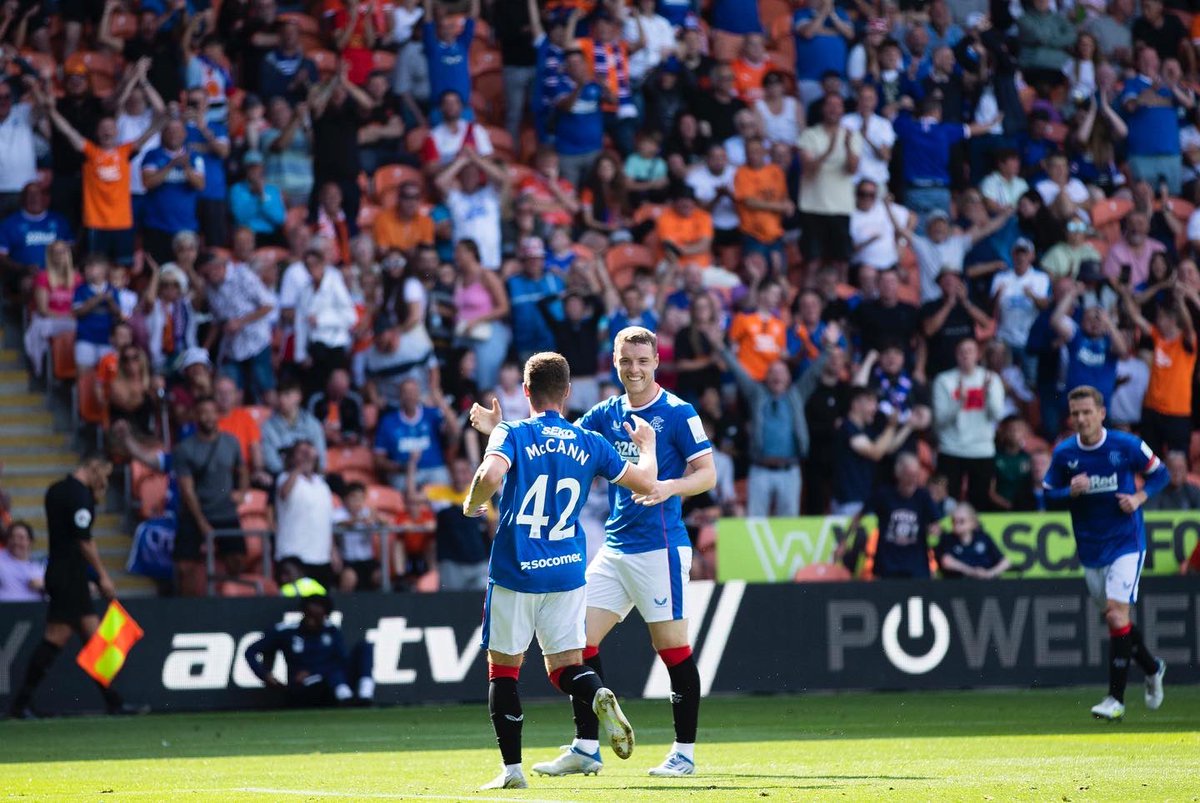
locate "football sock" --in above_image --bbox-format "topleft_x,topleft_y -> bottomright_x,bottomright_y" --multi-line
660,647 -> 700,744
9,639 -> 61,712
672,741 -> 696,761
1108,625 -> 1133,704
549,664 -> 603,742
488,665 -> 523,766
583,645 -> 605,680
1129,625 -> 1160,675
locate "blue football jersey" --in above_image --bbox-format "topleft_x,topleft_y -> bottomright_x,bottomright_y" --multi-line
1044,429 -> 1163,567
485,410 -> 629,593
578,388 -> 714,554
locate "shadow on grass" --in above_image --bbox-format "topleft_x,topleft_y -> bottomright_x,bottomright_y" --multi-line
1,688 -> 1198,765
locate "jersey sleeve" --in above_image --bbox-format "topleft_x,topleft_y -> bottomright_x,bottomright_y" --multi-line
69,487 -> 93,542
1042,448 -> 1073,503
484,422 -> 517,468
592,432 -> 630,485
675,405 -> 713,463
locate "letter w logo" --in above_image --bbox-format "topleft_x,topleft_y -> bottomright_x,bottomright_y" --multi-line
746,520 -> 830,581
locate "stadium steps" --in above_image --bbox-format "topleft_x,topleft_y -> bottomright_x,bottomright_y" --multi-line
0,343 -> 157,597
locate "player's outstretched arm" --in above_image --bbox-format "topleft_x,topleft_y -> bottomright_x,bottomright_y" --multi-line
614,416 -> 659,496
468,398 -> 503,437
463,454 -> 509,518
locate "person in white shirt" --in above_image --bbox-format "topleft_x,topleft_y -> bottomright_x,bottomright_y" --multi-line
434,147 -> 510,270
850,178 -> 913,271
275,439 -> 338,588
294,244 -> 358,397
989,237 -> 1051,384
754,71 -> 802,147
624,0 -> 675,86
0,81 -> 39,216
841,84 -> 895,187
686,144 -> 739,246
979,149 -> 1029,215
722,108 -> 765,168
1035,153 -> 1091,219
931,338 -> 1006,512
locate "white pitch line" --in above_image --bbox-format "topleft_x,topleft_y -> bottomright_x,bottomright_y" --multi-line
236,786 -> 580,803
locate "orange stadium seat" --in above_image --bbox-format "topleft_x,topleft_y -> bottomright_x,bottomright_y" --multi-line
75,369 -> 109,428
760,0 -> 795,31
307,49 -> 339,79
50,331 -> 77,383
470,44 -> 503,77
1091,197 -> 1132,243
327,445 -> 377,485
372,163 -> 423,200
486,126 -> 515,161
367,484 -> 406,522
107,11 -> 139,39
605,243 -> 656,284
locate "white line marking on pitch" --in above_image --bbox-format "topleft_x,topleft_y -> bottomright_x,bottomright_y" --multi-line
237,786 -> 580,803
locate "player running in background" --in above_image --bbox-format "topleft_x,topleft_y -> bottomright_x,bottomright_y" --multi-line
464,352 -> 660,790
472,326 -> 717,778
1043,385 -> 1169,720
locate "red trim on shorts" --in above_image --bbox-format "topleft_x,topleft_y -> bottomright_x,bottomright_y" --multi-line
657,645 -> 693,667
488,663 -> 520,681
1110,623 -> 1132,638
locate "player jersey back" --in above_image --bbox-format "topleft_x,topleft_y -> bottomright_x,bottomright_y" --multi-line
579,388 -> 713,554
485,410 -> 629,593
1045,429 -> 1160,567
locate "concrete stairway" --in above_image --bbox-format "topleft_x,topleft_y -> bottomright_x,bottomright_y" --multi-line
0,347 -> 156,597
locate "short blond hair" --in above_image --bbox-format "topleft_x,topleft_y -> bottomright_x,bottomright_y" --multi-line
614,326 -> 657,353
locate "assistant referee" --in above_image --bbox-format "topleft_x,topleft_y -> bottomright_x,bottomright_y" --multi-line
7,451 -> 138,718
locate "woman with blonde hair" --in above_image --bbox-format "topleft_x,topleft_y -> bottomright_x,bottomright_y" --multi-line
24,240 -> 80,377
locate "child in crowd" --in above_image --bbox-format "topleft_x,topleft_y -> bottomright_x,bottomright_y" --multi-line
990,415 -> 1035,512
333,482 -> 386,592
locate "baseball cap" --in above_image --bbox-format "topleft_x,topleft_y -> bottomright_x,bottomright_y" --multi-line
243,151 -> 264,167
927,209 -> 951,224
179,347 -> 211,371
1012,237 -> 1036,253
519,237 -> 546,259
159,263 -> 190,293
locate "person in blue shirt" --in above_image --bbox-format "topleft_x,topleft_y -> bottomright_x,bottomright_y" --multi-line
1042,385 -> 1170,721
72,254 -> 121,370
423,0 -> 477,113
373,378 -> 460,491
507,236 -> 565,362
893,96 -> 1001,223
1050,283 -> 1129,405
791,0 -> 854,105
0,183 -> 73,286
463,351 -> 659,790
848,452 -> 941,580
553,49 -> 610,190
141,119 -> 205,264
471,327 -> 717,779
244,591 -> 375,707
529,0 -> 579,144
1120,47 -> 1183,194
184,89 -> 231,247
229,151 -> 287,245
936,503 -> 1010,579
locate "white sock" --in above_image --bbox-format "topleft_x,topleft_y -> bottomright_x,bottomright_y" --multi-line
672,742 -> 695,761
334,683 -> 353,702
505,763 -> 524,775
572,738 -> 600,755
358,678 -> 375,700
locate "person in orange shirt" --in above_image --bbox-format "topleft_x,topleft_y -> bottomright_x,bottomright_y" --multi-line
1124,288 -> 1196,455
731,33 -> 771,103
373,182 -> 435,258
727,279 -> 788,381
734,137 -> 794,275
214,374 -> 269,487
41,86 -> 163,268
655,186 -> 714,269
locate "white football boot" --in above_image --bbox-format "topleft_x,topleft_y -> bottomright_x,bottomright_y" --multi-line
1145,659 -> 1166,710
532,745 -> 603,776
1090,695 -> 1126,721
593,687 -> 635,759
648,751 -> 697,777
480,765 -> 528,789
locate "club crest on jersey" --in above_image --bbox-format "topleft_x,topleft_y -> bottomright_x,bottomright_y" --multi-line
541,425 -> 577,440
649,416 -> 665,432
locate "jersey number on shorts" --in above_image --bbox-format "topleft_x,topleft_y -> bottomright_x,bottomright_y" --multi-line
516,475 -> 581,541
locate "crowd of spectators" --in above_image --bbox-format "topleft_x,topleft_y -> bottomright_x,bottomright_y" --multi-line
5,0 -> 1200,595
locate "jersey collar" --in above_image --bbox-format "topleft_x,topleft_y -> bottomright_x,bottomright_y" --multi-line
1078,428 -> 1108,451
625,386 -> 664,412
535,409 -> 563,419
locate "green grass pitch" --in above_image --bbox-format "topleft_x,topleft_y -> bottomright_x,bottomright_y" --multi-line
3,687 -> 1199,801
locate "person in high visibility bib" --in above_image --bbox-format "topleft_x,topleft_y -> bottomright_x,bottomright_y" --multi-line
7,451 -> 144,719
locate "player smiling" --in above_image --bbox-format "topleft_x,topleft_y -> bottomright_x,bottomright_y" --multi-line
472,326 -> 717,777
1042,385 -> 1170,720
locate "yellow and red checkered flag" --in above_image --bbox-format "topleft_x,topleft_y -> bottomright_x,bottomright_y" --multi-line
76,601 -> 144,687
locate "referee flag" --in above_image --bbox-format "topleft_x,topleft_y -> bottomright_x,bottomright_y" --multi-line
76,601 -> 145,687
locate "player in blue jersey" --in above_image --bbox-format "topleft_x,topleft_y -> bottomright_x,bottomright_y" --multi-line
1043,385 -> 1170,721
463,351 -> 661,790
471,325 -> 717,778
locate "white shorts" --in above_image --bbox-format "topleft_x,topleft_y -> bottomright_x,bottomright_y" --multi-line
585,545 -> 692,624
1084,551 -> 1145,607
481,583 -> 587,657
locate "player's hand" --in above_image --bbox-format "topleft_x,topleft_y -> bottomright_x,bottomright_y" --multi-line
1116,492 -> 1145,514
632,479 -> 674,506
98,576 -> 117,600
625,415 -> 657,453
462,501 -> 488,518
469,398 -> 502,436
1069,473 -> 1090,497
